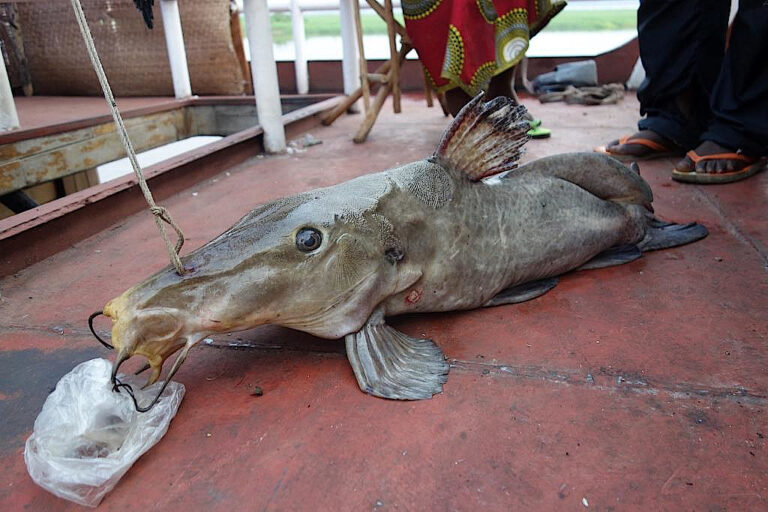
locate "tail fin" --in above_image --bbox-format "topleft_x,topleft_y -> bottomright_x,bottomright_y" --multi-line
639,219 -> 708,251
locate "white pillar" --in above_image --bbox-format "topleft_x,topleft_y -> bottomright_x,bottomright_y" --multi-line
159,0 -> 192,98
338,0 -> 360,110
290,0 -> 309,94
243,0 -> 286,153
0,54 -> 19,131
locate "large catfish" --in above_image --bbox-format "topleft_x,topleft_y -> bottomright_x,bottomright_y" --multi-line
101,95 -> 707,407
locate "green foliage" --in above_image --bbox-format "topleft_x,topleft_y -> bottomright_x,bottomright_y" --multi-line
240,9 -> 636,46
543,10 -> 637,31
243,12 -> 404,44
270,13 -> 293,44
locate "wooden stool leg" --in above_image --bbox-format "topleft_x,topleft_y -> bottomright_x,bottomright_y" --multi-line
509,64 -> 522,105
422,66 -> 434,107
384,0 -> 400,114
353,43 -> 410,142
322,60 -> 393,126
230,6 -> 252,94
520,56 -> 534,95
365,0 -> 408,39
354,81 -> 393,143
436,92 -> 450,117
352,0 -> 370,112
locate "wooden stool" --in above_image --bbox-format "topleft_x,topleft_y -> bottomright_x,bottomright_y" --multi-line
322,0 -> 442,142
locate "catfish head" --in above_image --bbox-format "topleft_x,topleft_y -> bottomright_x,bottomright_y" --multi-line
101,177 -> 421,399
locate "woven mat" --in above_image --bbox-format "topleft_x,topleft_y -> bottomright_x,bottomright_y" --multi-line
0,4 -> 32,92
17,0 -> 246,96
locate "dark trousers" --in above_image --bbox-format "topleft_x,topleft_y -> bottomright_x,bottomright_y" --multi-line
636,0 -> 768,156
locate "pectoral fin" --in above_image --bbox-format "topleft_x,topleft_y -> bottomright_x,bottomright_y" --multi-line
638,219 -> 708,251
577,244 -> 642,270
483,277 -> 558,307
345,310 -> 449,400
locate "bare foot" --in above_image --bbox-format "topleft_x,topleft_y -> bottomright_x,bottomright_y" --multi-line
674,141 -> 753,174
604,130 -> 676,158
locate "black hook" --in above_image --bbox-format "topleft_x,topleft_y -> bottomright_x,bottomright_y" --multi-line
112,379 -> 164,413
89,311 -> 173,413
112,344 -> 189,413
112,375 -> 174,413
88,311 -> 114,350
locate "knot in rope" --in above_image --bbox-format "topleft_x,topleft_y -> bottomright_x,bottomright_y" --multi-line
150,205 -> 185,256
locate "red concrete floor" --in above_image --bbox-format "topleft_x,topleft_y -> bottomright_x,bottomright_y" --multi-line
1,94 -> 766,510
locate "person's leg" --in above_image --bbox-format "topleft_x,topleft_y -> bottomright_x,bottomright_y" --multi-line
445,67 -> 518,117
487,67 -> 516,101
604,0 -> 729,158
445,87 -> 472,117
675,0 -> 768,176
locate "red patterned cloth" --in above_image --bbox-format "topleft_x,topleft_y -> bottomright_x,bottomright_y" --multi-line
403,0 -> 566,95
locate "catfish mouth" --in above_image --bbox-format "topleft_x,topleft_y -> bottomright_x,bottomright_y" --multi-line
89,307 -> 199,412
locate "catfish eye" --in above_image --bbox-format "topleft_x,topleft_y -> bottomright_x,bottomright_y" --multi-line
296,227 -> 322,252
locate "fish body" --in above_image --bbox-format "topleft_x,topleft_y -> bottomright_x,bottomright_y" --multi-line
377,160 -> 647,315
103,96 -> 707,403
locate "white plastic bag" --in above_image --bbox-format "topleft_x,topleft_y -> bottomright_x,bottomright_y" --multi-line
24,358 -> 184,507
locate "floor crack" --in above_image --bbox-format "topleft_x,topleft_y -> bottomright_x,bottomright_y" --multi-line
5,324 -> 766,406
450,359 -> 767,406
0,323 -> 97,338
694,187 -> 768,269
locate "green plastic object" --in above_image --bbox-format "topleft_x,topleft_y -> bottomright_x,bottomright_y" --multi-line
526,119 -> 551,139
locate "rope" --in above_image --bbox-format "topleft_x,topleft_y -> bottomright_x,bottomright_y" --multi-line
69,0 -> 186,275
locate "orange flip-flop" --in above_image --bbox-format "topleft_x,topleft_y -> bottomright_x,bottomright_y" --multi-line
672,150 -> 766,184
594,135 -> 680,161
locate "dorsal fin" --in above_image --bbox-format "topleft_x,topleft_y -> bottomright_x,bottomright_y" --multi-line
434,94 -> 530,181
